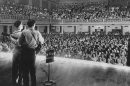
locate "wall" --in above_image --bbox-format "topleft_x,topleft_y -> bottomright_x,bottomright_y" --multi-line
39,26 -> 47,33
0,24 -> 130,35
0,19 -> 130,34
123,25 -> 130,35
63,26 -> 74,32
76,25 -> 89,33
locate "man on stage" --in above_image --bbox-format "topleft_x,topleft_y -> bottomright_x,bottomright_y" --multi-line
11,20 -> 24,86
19,19 -> 44,86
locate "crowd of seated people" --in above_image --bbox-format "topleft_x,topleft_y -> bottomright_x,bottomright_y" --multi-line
40,33 -> 128,66
0,1 -> 50,20
0,32 -> 128,66
0,1 -> 129,66
52,2 -> 130,21
0,1 -> 130,22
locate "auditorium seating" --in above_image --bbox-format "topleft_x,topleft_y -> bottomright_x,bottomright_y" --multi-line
0,2 -> 130,22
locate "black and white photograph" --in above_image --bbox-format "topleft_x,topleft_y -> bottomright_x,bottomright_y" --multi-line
0,0 -> 130,86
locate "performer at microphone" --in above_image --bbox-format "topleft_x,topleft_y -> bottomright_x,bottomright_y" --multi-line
11,20 -> 24,86
19,19 -> 44,86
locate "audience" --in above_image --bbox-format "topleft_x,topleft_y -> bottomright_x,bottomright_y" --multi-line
0,2 -> 50,20
39,33 -> 128,66
0,1 -> 129,66
0,2 -> 130,22
0,29 -> 128,66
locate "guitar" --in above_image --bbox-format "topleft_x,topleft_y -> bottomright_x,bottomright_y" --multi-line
4,31 -> 22,45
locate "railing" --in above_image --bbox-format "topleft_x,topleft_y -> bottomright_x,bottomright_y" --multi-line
0,15 -> 30,20
0,15 -> 51,24
0,14 -> 130,23
62,18 -> 130,23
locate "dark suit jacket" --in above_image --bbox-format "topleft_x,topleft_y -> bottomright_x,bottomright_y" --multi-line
127,39 -> 130,66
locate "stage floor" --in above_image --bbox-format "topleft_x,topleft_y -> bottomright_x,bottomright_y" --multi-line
0,52 -> 130,86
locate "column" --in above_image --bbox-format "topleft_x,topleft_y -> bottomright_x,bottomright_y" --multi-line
121,25 -> 123,35
37,26 -> 40,30
60,26 -> 63,34
89,26 -> 93,35
7,25 -> 10,34
47,25 -> 50,34
104,26 -> 106,35
88,26 -> 91,35
74,26 -> 77,34
9,26 -> 13,34
44,26 -> 47,33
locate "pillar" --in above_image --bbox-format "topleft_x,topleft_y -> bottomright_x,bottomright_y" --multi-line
47,25 -> 50,34
7,26 -> 9,34
60,26 -> 63,34
104,26 -> 106,35
37,26 -> 40,30
44,26 -> 47,33
90,26 -> 93,35
121,25 -> 123,35
3,25 -> 9,34
74,26 -> 77,34
9,26 -> 13,34
106,26 -> 112,35
88,26 -> 91,35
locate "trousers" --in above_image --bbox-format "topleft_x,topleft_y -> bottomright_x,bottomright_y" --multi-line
21,47 -> 36,86
12,47 -> 22,86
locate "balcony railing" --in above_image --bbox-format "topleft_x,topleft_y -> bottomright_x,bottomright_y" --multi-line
0,14 -> 130,23
62,18 -> 130,23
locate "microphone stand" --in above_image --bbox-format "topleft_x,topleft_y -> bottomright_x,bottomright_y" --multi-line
42,62 -> 56,86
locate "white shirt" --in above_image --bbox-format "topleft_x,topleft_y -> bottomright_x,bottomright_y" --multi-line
19,28 -> 44,49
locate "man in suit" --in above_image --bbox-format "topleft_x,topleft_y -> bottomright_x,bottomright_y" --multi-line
19,19 -> 44,86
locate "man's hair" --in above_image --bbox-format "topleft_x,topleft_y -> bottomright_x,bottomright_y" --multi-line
14,20 -> 22,28
27,19 -> 36,27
